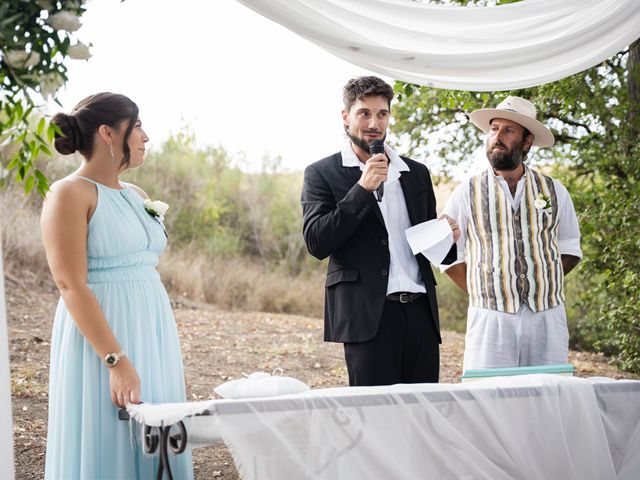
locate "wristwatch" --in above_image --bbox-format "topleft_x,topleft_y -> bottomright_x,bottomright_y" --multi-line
104,351 -> 126,368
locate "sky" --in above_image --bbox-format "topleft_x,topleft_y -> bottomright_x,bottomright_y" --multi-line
51,0 -> 392,173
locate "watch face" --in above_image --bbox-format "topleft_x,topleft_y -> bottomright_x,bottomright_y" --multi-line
106,353 -> 117,367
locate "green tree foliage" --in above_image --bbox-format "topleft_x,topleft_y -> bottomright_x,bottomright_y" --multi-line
123,130 -> 312,274
1,0 -> 90,196
392,30 -> 640,371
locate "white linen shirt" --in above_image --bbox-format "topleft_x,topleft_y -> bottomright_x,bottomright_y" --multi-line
441,166 -> 582,369
442,166 -> 583,271
340,140 -> 426,295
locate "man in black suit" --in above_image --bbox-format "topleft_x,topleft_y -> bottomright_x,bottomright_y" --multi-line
301,76 -> 460,386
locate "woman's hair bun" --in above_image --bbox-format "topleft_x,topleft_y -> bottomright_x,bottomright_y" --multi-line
49,93 -> 137,161
51,112 -> 81,155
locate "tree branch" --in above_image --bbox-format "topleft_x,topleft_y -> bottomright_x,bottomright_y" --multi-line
546,111 -> 593,134
553,133 -> 580,144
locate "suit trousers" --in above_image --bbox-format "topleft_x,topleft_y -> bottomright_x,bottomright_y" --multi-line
343,295 -> 440,386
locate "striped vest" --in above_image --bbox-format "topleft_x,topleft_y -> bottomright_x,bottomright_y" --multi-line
466,167 -> 564,313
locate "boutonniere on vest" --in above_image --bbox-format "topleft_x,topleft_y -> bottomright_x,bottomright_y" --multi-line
534,193 -> 551,211
144,199 -> 169,222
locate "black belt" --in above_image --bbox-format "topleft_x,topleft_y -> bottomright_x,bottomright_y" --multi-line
386,292 -> 425,303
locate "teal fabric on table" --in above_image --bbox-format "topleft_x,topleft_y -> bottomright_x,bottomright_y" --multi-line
45,177 -> 192,479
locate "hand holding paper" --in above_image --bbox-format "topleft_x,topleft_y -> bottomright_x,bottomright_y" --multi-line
405,218 -> 454,265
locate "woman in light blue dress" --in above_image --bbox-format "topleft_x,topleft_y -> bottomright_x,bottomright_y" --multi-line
41,93 -> 193,479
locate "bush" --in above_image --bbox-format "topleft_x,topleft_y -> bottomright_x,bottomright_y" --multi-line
434,270 -> 467,334
3,131 -> 328,318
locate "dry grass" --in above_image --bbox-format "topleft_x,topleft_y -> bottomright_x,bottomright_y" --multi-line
1,183 -> 325,318
10,364 -> 48,398
0,185 -> 48,275
160,246 -> 325,317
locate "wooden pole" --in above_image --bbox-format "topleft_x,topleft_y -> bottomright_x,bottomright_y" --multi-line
0,238 -> 16,479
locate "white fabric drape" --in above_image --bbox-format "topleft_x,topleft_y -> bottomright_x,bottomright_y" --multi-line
235,0 -> 640,91
128,375 -> 640,479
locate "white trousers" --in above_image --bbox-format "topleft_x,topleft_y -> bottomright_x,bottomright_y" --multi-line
463,303 -> 569,371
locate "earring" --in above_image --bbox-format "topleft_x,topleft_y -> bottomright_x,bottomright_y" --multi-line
109,143 -> 115,162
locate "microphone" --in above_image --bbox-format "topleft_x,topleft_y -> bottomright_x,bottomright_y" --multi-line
369,139 -> 385,202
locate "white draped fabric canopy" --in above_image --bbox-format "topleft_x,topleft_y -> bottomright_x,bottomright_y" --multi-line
236,0 -> 640,91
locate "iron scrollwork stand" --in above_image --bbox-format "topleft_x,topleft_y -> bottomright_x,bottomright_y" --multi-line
119,409 -> 188,480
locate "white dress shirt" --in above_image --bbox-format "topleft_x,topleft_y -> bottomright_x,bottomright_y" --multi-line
340,140 -> 426,295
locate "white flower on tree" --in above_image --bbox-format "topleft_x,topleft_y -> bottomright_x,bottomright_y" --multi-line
1,0 -> 91,196
3,50 -> 41,69
67,42 -> 91,60
47,11 -> 82,32
35,0 -> 54,11
39,73 -> 65,98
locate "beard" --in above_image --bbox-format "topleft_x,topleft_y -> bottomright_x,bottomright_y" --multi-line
344,125 -> 386,153
486,138 -> 527,171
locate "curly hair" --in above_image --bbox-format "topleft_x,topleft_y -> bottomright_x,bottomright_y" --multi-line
342,76 -> 394,111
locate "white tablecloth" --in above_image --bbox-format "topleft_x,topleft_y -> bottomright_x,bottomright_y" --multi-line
128,375 -> 640,479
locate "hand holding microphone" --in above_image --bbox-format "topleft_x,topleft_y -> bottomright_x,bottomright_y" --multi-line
369,140 -> 386,202
357,139 -> 388,201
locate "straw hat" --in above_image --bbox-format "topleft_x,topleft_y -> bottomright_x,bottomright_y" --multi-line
469,96 -> 554,147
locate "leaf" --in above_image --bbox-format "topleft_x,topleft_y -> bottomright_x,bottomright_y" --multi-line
40,144 -> 52,156
37,117 -> 45,136
35,169 -> 48,184
6,157 -> 19,171
24,174 -> 35,194
47,124 -> 56,143
38,183 -> 48,198
0,13 -> 22,28
35,133 -> 47,145
49,122 -> 63,136
17,164 -> 26,181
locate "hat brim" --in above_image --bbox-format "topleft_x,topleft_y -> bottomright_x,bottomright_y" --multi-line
469,109 -> 554,147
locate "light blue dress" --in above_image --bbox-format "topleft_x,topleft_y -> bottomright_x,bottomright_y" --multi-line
45,177 -> 193,479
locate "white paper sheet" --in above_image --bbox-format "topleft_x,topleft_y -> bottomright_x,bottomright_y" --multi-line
405,219 -> 453,265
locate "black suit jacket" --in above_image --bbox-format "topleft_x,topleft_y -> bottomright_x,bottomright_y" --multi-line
301,152 -> 456,344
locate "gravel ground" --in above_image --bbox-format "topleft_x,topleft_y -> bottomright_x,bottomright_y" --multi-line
6,269 -> 638,479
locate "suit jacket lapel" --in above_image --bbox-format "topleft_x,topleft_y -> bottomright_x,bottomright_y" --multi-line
344,163 -> 362,186
399,169 -> 419,226
342,161 -> 385,226
370,191 -> 384,225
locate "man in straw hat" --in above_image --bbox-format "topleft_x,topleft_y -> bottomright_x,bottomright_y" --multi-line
441,96 -> 582,371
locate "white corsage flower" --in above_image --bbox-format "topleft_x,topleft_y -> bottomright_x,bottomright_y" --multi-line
144,199 -> 169,222
67,42 -> 92,60
47,11 -> 82,32
534,193 -> 551,211
4,50 -> 41,68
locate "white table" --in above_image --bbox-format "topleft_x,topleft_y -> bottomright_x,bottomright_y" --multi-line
123,375 -> 640,479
